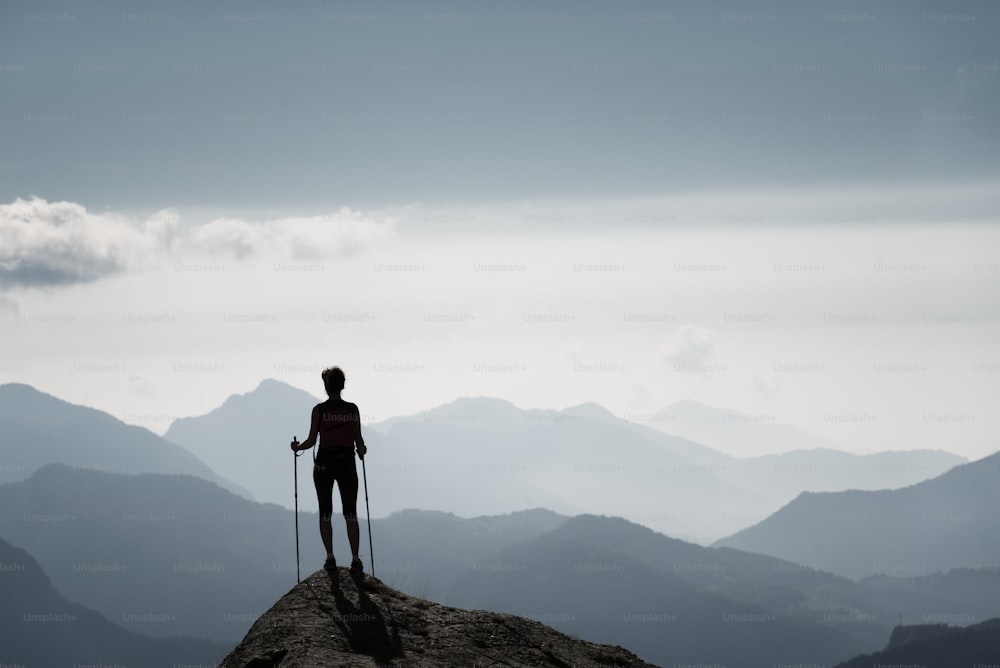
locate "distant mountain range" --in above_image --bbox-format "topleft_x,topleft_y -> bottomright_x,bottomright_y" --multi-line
643,398 -> 839,457
367,395 -> 775,542
365,507 -> 567,597
0,535 -> 226,666
0,464 -> 567,643
0,464 -> 307,642
1,380 -> 991,663
580,397 -> 965,526
3,464 -> 999,666
446,514 -> 873,666
0,380 -> 965,542
716,451 -> 1000,578
0,383 -> 249,497
161,379 -> 964,542
441,511 -> 999,666
164,378 -> 319,506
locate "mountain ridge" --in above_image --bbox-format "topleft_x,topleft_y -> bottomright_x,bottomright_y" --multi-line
0,462 -> 305,642
716,450 -> 1000,578
5,463 -> 999,665
0,382 -> 250,497
163,378 -> 322,508
0,534 -> 227,666
159,378 -> 964,541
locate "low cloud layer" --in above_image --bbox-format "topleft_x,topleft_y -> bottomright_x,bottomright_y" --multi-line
659,325 -> 720,372
191,210 -> 395,262
0,198 -> 395,288
0,197 -> 167,287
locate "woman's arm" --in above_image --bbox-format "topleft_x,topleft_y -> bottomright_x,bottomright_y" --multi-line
292,405 -> 321,451
354,404 -> 366,458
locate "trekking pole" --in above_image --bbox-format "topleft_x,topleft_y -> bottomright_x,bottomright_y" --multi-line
292,436 -> 301,584
360,454 -> 374,577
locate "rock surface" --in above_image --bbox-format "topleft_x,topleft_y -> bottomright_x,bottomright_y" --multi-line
220,567 -> 658,667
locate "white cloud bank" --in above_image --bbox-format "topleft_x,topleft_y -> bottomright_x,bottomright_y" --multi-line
191,210 -> 395,262
0,197 -> 175,287
0,197 -> 395,288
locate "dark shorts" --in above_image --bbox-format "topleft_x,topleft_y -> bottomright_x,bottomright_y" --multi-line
313,448 -> 358,520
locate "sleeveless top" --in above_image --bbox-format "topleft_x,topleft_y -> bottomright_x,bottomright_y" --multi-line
318,400 -> 359,449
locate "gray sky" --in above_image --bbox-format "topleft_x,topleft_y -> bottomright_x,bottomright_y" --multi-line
1,0 -> 998,459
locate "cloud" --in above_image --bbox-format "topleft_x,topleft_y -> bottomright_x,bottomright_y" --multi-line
658,325 -> 719,369
187,217 -> 261,260
190,209 -> 395,262
0,293 -> 19,314
0,198 -> 394,288
0,197 -> 169,288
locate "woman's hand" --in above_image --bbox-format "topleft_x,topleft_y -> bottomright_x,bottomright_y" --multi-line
356,443 -> 367,459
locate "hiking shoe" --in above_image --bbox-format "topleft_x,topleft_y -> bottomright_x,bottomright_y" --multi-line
324,556 -> 337,572
350,557 -> 364,575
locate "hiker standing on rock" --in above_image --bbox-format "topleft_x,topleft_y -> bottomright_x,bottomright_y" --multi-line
291,366 -> 367,574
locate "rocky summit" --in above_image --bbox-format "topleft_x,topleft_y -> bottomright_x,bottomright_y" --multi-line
220,567 -> 657,667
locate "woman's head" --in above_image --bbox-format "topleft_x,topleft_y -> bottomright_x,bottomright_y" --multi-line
321,366 -> 346,396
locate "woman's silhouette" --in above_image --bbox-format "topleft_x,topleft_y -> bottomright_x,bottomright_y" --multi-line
291,366 -> 367,573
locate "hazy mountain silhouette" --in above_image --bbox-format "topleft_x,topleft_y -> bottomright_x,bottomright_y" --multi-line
647,400 -> 961,493
0,465 -> 567,644
557,399 -> 733,466
580,397 -> 964,521
442,514 -> 1000,666
716,451 -> 1000,578
860,568 -> 1000,627
164,378 -> 320,506
0,535 -> 227,666
648,399 -> 839,456
165,383 -> 769,541
370,395 -> 772,542
0,463 -> 312,642
369,507 -> 568,596
714,448 -> 965,518
162,380 -> 962,541
446,514 -> 876,667
4,463 -> 996,664
3,383 -> 983,661
0,383 -> 250,497
833,619 -> 1000,668
220,567 -> 656,667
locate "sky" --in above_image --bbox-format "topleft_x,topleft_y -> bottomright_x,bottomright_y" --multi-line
1,0 -> 999,459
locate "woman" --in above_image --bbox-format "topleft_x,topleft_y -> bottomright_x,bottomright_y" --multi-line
291,366 -> 367,574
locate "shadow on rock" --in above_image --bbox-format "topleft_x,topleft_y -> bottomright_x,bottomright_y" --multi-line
329,569 -> 402,662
